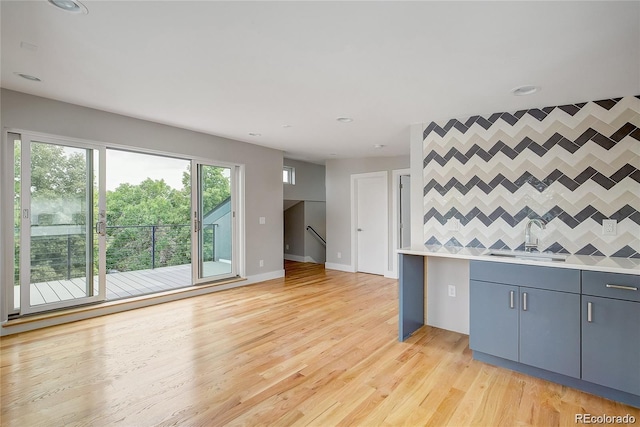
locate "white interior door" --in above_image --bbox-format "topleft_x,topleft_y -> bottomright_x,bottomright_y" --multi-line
356,174 -> 387,275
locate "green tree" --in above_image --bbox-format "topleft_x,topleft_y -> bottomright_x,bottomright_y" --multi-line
15,142 -> 93,283
106,179 -> 191,271
15,143 -> 233,281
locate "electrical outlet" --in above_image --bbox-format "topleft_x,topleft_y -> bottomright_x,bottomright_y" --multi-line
259,217 -> 266,225
259,259 -> 264,267
337,252 -> 342,259
447,218 -> 460,231
448,285 -> 456,298
285,244 -> 289,250
602,219 -> 617,236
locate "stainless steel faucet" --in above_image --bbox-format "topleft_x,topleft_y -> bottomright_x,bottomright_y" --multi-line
524,218 -> 546,252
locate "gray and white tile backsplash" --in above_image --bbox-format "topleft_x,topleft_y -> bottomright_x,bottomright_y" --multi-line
423,96 -> 640,258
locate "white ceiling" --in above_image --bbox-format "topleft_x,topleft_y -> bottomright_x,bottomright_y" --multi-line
2,1 -> 639,163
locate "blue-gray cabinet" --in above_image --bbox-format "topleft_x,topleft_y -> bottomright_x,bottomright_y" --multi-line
519,287 -> 580,378
470,261 -> 581,378
581,271 -> 640,396
469,280 -> 518,361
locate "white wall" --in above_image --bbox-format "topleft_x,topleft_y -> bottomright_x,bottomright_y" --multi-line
1,89 -> 284,281
426,257 -> 470,334
325,156 -> 410,273
283,158 -> 326,202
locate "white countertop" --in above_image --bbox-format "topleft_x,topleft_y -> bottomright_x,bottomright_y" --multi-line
398,245 -> 640,276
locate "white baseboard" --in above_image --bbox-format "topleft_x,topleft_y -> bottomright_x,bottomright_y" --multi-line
325,262 -> 356,273
385,270 -> 399,279
284,254 -> 322,264
244,269 -> 285,285
284,254 -> 306,262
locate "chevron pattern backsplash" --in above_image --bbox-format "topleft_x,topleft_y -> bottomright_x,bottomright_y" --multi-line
423,96 -> 640,258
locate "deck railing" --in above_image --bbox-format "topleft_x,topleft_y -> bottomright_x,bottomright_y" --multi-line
15,224 -> 216,282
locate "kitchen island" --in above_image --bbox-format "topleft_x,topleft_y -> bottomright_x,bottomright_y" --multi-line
397,245 -> 640,407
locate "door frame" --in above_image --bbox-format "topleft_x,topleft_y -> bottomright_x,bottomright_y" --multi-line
391,168 -> 411,279
17,132 -> 107,315
190,160 -> 241,285
350,171 -> 389,276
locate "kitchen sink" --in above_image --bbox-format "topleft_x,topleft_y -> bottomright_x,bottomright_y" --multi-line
485,249 -> 568,262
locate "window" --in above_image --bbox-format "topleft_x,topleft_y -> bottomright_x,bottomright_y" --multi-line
283,166 -> 295,184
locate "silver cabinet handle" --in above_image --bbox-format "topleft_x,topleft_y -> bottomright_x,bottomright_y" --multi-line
509,290 -> 515,309
522,292 -> 528,311
606,284 -> 638,291
587,301 -> 593,323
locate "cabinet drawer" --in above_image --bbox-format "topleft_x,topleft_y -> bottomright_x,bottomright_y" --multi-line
470,261 -> 580,293
582,271 -> 640,302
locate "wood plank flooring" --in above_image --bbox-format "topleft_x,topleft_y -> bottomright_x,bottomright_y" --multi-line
13,261 -> 233,308
1,261 -> 638,426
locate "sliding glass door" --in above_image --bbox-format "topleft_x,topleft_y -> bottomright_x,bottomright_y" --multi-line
17,134 -> 106,314
5,131 -> 240,316
192,162 -> 236,283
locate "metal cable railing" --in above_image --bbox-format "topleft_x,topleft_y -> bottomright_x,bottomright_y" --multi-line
14,224 -> 216,282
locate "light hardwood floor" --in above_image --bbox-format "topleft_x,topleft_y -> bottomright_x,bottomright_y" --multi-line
1,261 -> 638,426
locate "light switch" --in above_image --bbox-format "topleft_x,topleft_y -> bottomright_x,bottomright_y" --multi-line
259,217 -> 266,225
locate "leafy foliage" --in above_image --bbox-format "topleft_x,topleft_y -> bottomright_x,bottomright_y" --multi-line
15,143 -> 231,284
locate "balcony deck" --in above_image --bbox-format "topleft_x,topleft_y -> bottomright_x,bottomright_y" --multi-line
13,262 -> 232,308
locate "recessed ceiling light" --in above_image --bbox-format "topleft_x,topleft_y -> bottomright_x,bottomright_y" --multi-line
282,124 -> 292,128
248,133 -> 261,137
336,117 -> 353,123
329,153 -> 337,156
47,0 -> 88,14
14,72 -> 41,82
511,85 -> 539,96
373,144 -> 385,149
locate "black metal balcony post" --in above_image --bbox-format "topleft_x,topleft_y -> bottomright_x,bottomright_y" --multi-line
151,225 -> 156,269
67,234 -> 72,280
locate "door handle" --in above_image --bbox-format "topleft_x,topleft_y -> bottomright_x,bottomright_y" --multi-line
95,221 -> 106,236
357,228 -> 363,232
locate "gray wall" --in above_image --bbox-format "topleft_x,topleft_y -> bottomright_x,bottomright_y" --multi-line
284,202 -> 305,258
325,156 -> 410,272
283,201 -> 326,263
304,201 -> 326,263
283,158 -> 326,202
1,89 -> 284,279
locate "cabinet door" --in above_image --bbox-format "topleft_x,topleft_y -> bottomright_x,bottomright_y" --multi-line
519,287 -> 581,378
582,296 -> 640,395
470,280 -> 519,361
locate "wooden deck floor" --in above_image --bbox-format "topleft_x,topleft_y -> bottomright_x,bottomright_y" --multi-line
15,261 -> 232,308
2,261 -> 637,426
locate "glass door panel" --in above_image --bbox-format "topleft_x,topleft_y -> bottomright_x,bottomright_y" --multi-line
19,136 -> 106,314
193,163 -> 234,283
